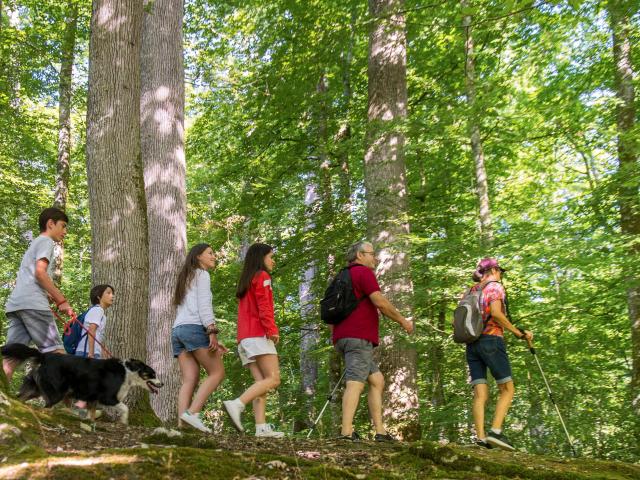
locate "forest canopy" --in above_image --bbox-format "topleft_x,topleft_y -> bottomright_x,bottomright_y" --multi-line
0,0 -> 638,462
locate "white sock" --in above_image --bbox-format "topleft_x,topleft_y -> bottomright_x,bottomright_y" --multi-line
256,423 -> 267,432
491,428 -> 502,435
234,398 -> 245,411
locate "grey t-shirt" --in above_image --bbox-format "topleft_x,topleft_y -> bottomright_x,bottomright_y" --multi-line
5,235 -> 55,312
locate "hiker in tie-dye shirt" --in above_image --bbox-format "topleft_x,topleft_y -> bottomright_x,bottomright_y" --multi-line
465,258 -> 533,452
470,280 -> 506,337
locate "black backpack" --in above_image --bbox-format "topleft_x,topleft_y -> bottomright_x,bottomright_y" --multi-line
320,265 -> 364,325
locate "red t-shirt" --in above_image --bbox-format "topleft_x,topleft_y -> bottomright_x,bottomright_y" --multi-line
237,270 -> 279,342
332,264 -> 381,346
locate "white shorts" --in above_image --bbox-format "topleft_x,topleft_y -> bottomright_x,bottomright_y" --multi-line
238,337 -> 278,366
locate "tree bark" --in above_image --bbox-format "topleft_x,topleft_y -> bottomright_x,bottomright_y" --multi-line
52,0 -> 78,286
298,75 -> 333,429
329,348 -> 344,432
86,0 -> 152,416
140,0 -> 186,424
299,182 -> 320,429
335,6 -> 357,211
364,0 -> 418,440
462,1 -> 493,248
608,0 -> 640,414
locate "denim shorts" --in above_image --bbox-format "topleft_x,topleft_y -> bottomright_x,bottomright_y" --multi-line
171,324 -> 209,358
334,338 -> 380,383
466,334 -> 512,385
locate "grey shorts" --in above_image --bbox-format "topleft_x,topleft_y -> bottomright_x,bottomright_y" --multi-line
334,338 -> 380,383
5,310 -> 64,353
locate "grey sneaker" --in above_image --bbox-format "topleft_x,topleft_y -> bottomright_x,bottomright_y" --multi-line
223,399 -> 245,432
255,423 -> 284,438
486,431 -> 515,451
180,410 -> 211,433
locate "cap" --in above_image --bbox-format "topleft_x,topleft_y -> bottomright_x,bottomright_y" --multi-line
476,257 -> 506,274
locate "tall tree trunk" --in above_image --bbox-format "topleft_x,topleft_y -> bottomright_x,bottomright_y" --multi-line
298,181 -> 320,430
52,0 -> 78,286
140,0 -> 186,424
298,75 -> 332,430
335,6 -> 357,211
462,1 -> 493,248
86,0 -> 152,418
364,0 -> 418,440
609,0 -> 640,414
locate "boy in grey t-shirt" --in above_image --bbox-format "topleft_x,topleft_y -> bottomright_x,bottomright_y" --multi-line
3,208 -> 75,381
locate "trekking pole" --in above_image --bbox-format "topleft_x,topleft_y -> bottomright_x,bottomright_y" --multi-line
525,338 -> 577,457
306,369 -> 347,439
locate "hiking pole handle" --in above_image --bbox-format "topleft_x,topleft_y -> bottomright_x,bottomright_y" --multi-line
526,337 -> 536,355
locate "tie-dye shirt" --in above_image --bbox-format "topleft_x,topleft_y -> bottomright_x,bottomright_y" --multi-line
470,281 -> 505,337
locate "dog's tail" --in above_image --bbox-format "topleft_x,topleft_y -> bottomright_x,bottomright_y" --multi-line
1,343 -> 44,363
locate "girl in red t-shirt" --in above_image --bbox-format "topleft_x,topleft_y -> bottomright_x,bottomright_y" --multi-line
223,243 -> 283,438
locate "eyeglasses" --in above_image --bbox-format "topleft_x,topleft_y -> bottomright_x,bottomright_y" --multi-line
361,251 -> 376,256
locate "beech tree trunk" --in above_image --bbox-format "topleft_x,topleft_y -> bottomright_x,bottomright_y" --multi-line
609,0 -> 640,414
86,0 -> 152,415
364,0 -> 418,440
299,181 -> 320,429
299,75 -> 333,429
140,0 -> 186,424
462,1 -> 493,248
52,0 -> 78,286
335,6 -> 357,211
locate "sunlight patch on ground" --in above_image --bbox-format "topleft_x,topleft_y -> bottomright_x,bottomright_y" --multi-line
0,453 -> 138,479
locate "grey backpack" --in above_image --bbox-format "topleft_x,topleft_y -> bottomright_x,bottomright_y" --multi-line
452,281 -> 498,344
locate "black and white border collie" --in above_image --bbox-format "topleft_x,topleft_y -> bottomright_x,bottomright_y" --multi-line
1,343 -> 163,424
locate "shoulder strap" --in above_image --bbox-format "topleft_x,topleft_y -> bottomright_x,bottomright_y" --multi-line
478,280 -> 503,325
481,280 -> 512,326
344,264 -> 368,302
479,280 -> 500,291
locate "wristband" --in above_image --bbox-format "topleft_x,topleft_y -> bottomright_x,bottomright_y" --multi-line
515,327 -> 525,338
56,298 -> 68,308
206,325 -> 219,335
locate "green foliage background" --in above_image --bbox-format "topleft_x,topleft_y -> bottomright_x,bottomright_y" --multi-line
0,0 -> 638,461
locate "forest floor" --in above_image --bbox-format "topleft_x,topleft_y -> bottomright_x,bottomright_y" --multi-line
0,390 -> 638,480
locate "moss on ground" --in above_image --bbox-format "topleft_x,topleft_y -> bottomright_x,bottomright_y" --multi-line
0,398 -> 638,480
127,395 -> 163,428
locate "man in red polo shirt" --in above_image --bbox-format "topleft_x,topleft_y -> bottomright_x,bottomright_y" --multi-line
333,241 -> 413,442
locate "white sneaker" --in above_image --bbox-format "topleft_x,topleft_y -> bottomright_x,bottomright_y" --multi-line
223,399 -> 245,432
255,423 -> 284,438
180,411 -> 212,433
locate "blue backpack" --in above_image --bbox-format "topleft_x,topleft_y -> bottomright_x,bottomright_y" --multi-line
62,305 -> 96,354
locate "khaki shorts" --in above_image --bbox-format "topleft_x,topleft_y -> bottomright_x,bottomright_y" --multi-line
238,337 -> 278,366
6,309 -> 64,353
